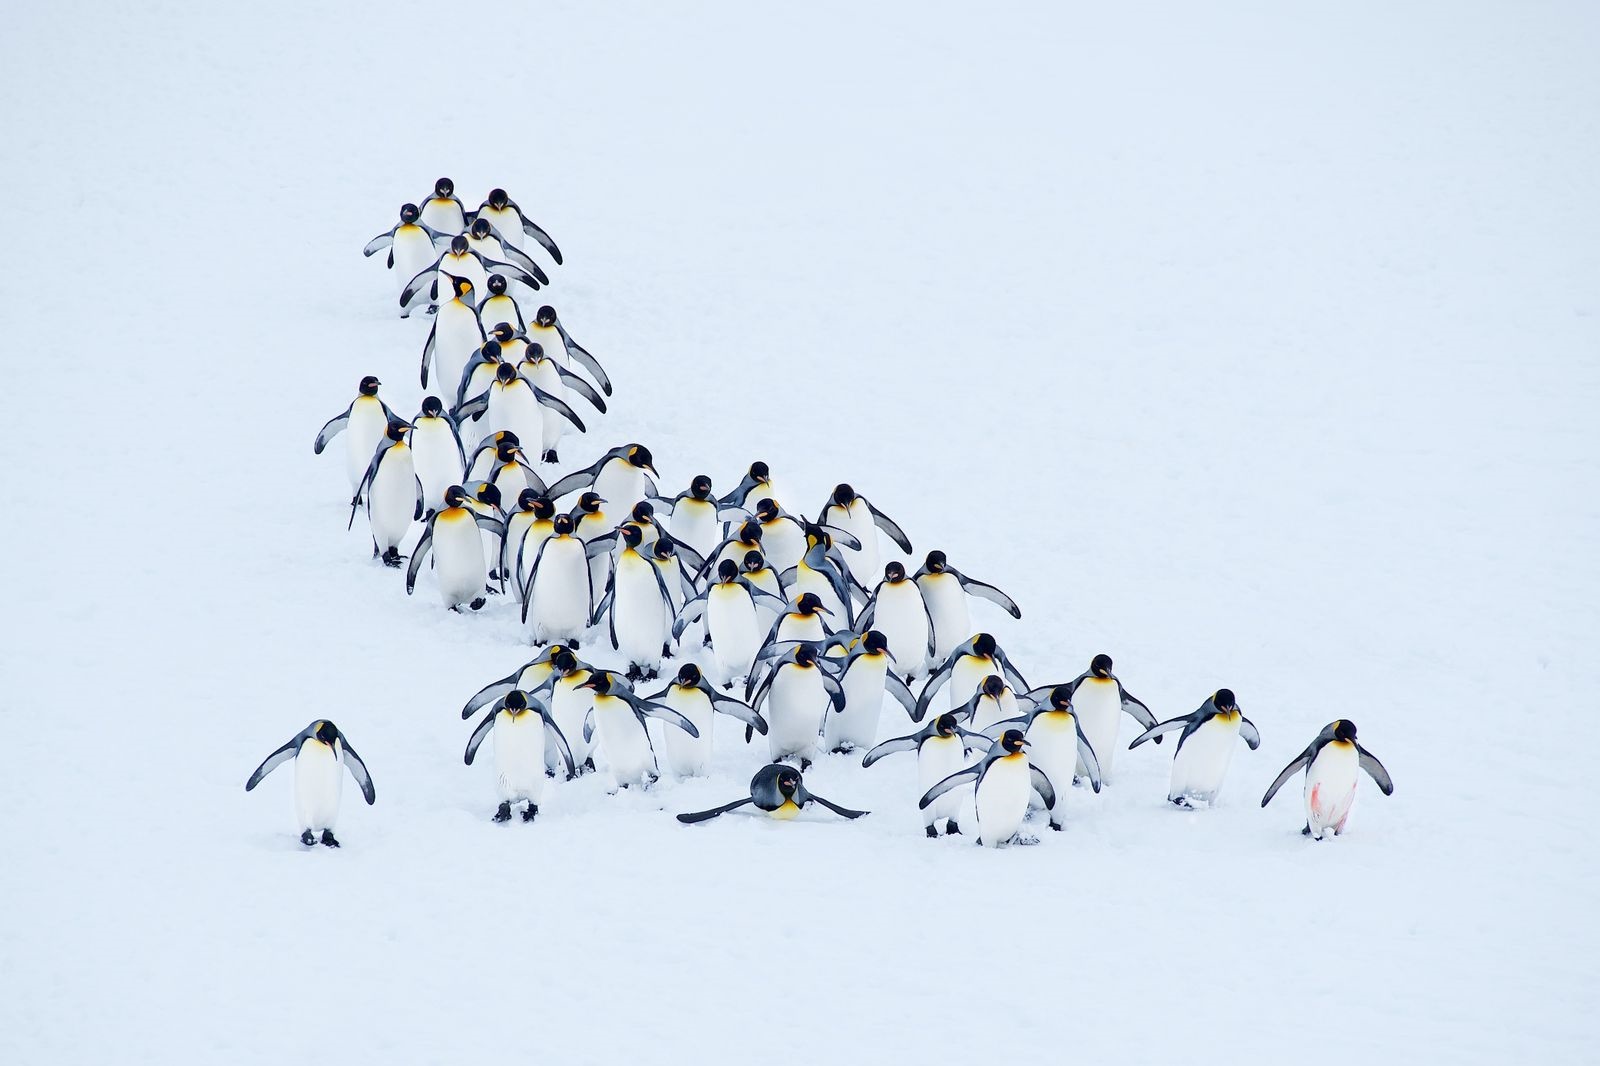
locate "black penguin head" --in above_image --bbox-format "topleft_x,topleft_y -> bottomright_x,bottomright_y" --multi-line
488,187 -> 509,208
933,713 -> 960,737
552,513 -> 575,536
495,440 -> 521,463
490,322 -> 515,343
804,523 -> 832,549
314,721 -> 339,745
435,177 -> 454,197
1050,685 -> 1073,711
487,273 -> 508,296
620,524 -> 644,548
358,375 -> 381,396
755,499 -> 779,521
626,444 -> 657,474
481,339 -> 503,361
1091,654 -> 1114,679
794,643 -> 819,667
495,362 -> 517,384
475,483 -> 503,509
1000,729 -> 1029,754
717,559 -> 739,582
676,663 -> 702,687
535,304 -> 557,327
579,671 -> 616,695
1213,688 -> 1238,712
531,496 -> 555,519
1334,720 -> 1358,742
577,491 -> 604,513
491,431 -> 519,448
691,475 -> 712,499
470,218 -> 492,239
795,593 -> 829,617
884,561 -> 906,583
776,768 -> 800,797
453,276 -> 474,301
526,342 -> 545,361
444,484 -> 468,508
738,521 -> 763,544
503,689 -> 530,714
449,235 -> 469,255
420,395 -> 444,417
749,461 -> 770,482
516,489 -> 541,512
832,483 -> 856,506
384,419 -> 410,442
863,630 -> 889,654
742,550 -> 766,572
631,501 -> 654,522
552,649 -> 578,674
653,539 -> 676,561
925,550 -> 947,573
980,674 -> 1006,699
399,203 -> 420,223
972,633 -> 997,657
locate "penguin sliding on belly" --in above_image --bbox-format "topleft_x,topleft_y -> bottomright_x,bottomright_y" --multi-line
677,764 -> 867,824
920,729 -> 1055,848
463,689 -> 574,823
245,720 -> 376,847
862,713 -> 991,837
313,376 -> 395,504
1128,688 -> 1260,808
1261,719 -> 1393,839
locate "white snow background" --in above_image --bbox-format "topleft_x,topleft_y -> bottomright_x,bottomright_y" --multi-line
3,2 -> 1597,1062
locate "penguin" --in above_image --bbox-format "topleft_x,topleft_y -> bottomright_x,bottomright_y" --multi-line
677,763 -> 867,824
780,525 -> 863,625
515,340 -> 607,463
719,460 -> 781,512
954,674 -> 1021,734
981,685 -> 1103,830
463,688 -> 575,822
462,481 -> 508,588
313,376 -> 396,503
464,216 -> 549,289
818,483 -> 913,588
650,537 -> 697,617
503,490 -> 556,599
363,203 -> 450,307
535,649 -> 598,776
920,729 -> 1055,848
458,362 -> 585,461
1261,720 -> 1394,839
526,305 -> 613,398
401,236 -> 539,318
747,642 -> 844,769
913,633 -> 1030,721
414,272 -> 485,393
861,712 -> 992,837
645,663 -> 767,778
519,514 -> 604,646
547,444 -> 659,508
409,395 -> 468,512
856,561 -> 936,680
476,275 -> 526,333
823,629 -> 919,753
471,187 -> 563,264
578,671 -> 699,790
570,490 -> 615,608
405,485 -> 506,610
454,339 -> 505,447
458,643 -> 578,721
704,519 -> 766,578
349,418 -> 419,567
592,525 -> 675,681
465,430 -> 519,483
481,438 -> 548,513
418,176 -> 466,238
1128,688 -> 1261,808
245,719 -> 376,847
751,498 -> 808,574
751,593 -> 837,674
913,551 -> 1023,664
653,475 -> 742,560
673,559 -> 789,685
1064,654 -> 1160,784
741,550 -> 786,630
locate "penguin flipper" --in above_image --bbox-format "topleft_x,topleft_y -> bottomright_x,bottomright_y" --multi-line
455,392 -> 489,422
463,668 -> 522,719
1030,766 -> 1057,810
1239,716 -> 1263,750
913,657 -> 956,723
676,798 -> 754,824
541,711 -> 577,777
530,385 -> 586,434
339,737 -> 377,804
1073,723 -> 1105,793
953,570 -> 1021,619
919,764 -> 983,809
363,229 -> 395,256
639,702 -> 701,739
499,243 -> 546,282
958,727 -> 997,753
582,708 -> 596,744
865,500 -> 913,553
883,671 -> 918,718
400,263 -> 442,309
420,322 -> 438,388
557,324 -> 612,396
996,651 -> 1031,698
1118,684 -> 1160,733
1260,749 -> 1315,807
1356,744 -> 1395,795
819,671 -> 846,711
860,734 -> 917,768
546,462 -> 603,501
313,402 -> 354,453
244,734 -> 302,790
1127,715 -> 1188,750
463,711 -> 497,765
817,523 -> 863,551
405,523 -> 435,594
473,513 -> 506,538
554,366 -> 608,413
521,216 -> 564,266
711,694 -> 766,734
809,794 -> 869,820
671,593 -> 707,640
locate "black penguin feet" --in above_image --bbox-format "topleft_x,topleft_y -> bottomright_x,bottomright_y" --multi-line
722,680 -> 733,690
661,642 -> 672,658
320,830 -> 340,847
702,634 -> 713,647
799,758 -> 812,771
542,449 -> 558,463
382,548 -> 404,568
1170,796 -> 1193,809
370,541 -> 380,558
644,668 -> 659,681
489,568 -> 502,582
925,825 -> 940,839
583,756 -> 596,772
945,820 -> 961,836
494,802 -> 513,822
1301,824 -> 1313,837
546,768 -> 558,778
1050,820 -> 1064,832
625,664 -> 643,682
522,803 -> 539,823
569,638 -> 581,649
470,597 -> 487,611
300,830 -> 316,846
830,746 -> 851,755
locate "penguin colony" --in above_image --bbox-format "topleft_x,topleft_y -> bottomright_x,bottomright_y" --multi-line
246,177 -> 1397,848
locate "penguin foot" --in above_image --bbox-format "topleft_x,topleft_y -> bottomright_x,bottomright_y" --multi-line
1170,796 -> 1193,809
470,597 -> 486,611
945,820 -> 961,836
830,745 -> 853,755
799,758 -> 812,771
542,449 -> 558,463
722,681 -> 734,690
625,664 -> 643,681
494,802 -> 513,822
1302,824 -> 1314,837
546,768 -> 558,778
1049,820 -> 1064,832
522,804 -> 539,823
661,642 -> 672,658
569,638 -> 581,649
382,548 -> 404,568
300,830 -> 316,846
583,757 -> 596,772
320,830 -> 340,848
925,825 -> 940,839
702,634 -> 713,647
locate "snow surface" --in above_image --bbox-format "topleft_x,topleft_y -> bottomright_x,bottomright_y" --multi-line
3,2 -> 1598,1062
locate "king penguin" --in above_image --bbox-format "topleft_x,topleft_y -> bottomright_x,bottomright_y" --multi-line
463,688 -> 574,822
1261,719 -> 1394,839
363,203 -> 448,308
1129,688 -> 1261,808
349,418 -> 418,568
862,712 -> 991,837
677,764 -> 868,823
245,720 -> 376,846
314,375 -> 396,503
920,729 -> 1055,848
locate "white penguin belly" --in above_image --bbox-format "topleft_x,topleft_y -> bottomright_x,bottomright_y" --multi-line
548,676 -> 595,771
766,668 -> 826,761
594,462 -> 649,511
670,502 -> 718,559
481,206 -> 524,250
919,735 -> 968,825
613,554 -> 667,669
433,302 -> 481,395
949,654 -> 993,712
420,199 -> 464,236
367,446 -> 415,549
432,510 -> 485,606
294,741 -> 342,832
478,293 -> 523,334
1304,742 -> 1360,838
968,690 -> 1018,734
487,382 -> 542,448
1074,679 -> 1124,782
345,397 -> 389,497
392,226 -> 437,299
975,756 -> 1032,847
1026,713 -> 1079,818
825,655 -> 887,751
508,518 -> 551,599
761,521 -> 805,574
661,687 -> 713,777
775,613 -> 825,645
873,584 -> 930,677
1170,717 -> 1240,805
411,420 -> 464,511
594,700 -> 655,786
708,586 -> 761,682
832,501 -> 881,588
919,576 -> 969,663
493,711 -> 547,803
526,323 -> 569,373
529,539 -> 590,641
524,359 -> 566,452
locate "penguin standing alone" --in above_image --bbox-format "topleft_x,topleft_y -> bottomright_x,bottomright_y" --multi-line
245,720 -> 376,847
1261,720 -> 1393,838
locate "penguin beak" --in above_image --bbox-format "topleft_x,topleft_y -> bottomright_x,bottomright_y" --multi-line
817,605 -> 834,615
645,463 -> 660,477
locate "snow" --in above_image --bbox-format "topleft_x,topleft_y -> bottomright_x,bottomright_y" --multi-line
3,1 -> 1597,1062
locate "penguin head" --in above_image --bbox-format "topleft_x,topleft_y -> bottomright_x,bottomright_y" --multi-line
626,445 -> 658,475
489,431 -> 518,449
503,689 -> 530,716
631,501 -> 655,523
883,561 -> 906,583
742,551 -> 766,573
474,483 -> 503,510
794,643 -> 819,667
755,499 -> 779,522
863,630 -> 889,654
535,305 -> 558,328
358,375 -> 381,396
804,523 -> 832,549
972,633 -> 997,657
495,440 -> 522,463
579,671 -> 617,695
980,674 -> 1006,698
551,649 -> 579,675
652,539 -> 676,562
795,593 -> 830,617
495,362 -> 518,384
487,187 -> 509,208
526,342 -> 545,361
453,275 -> 475,303
1091,653 -> 1114,678
776,767 -> 801,798
738,521 -> 763,544
552,514 -> 575,536
383,419 -> 410,442
690,475 -> 713,499
933,713 -> 960,738
1333,719 -> 1358,743
577,491 -> 605,514
449,235 -> 469,255
444,484 -> 469,508
399,203 -> 420,223
487,273 -> 508,296
420,395 -> 444,418
490,321 -> 515,343
717,559 -> 739,582
314,720 -> 339,746
749,461 -> 770,483
470,218 -> 492,239
515,489 -> 541,512
435,177 -> 455,197
481,339 -> 503,361
924,550 -> 948,573
675,663 -> 702,687
619,524 -> 644,549
1000,729 -> 1029,754
1049,685 -> 1074,711
1213,688 -> 1238,712
832,483 -> 856,507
